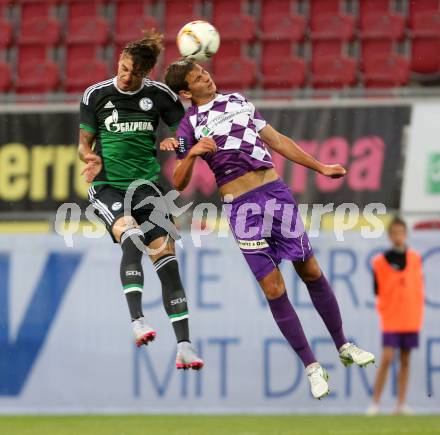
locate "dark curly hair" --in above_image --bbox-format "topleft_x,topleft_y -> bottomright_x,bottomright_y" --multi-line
122,29 -> 164,75
165,59 -> 197,94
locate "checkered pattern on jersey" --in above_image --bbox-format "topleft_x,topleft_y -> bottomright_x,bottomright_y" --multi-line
188,93 -> 271,164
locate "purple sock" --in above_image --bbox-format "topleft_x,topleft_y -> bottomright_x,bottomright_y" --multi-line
267,292 -> 316,367
306,273 -> 348,350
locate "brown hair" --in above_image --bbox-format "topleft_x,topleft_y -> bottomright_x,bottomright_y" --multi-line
388,216 -> 407,233
165,59 -> 197,94
122,29 -> 164,75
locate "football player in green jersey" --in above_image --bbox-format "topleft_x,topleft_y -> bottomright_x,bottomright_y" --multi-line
78,30 -> 203,370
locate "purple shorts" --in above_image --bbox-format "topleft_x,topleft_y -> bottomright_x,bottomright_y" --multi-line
382,332 -> 419,349
226,178 -> 313,281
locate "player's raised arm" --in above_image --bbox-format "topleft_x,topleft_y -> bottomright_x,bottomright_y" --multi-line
172,137 -> 217,191
259,124 -> 347,179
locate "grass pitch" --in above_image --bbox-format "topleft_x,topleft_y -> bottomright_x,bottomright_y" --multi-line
0,415 -> 439,435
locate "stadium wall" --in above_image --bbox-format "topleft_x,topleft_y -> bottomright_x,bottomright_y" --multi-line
0,231 -> 439,415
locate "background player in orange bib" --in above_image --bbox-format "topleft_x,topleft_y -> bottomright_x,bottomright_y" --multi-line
368,217 -> 424,415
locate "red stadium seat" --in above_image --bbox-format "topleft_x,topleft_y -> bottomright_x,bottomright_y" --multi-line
19,1 -> 58,22
214,41 -> 242,60
18,17 -> 60,46
165,0 -> 201,18
411,12 -> 440,73
65,59 -> 109,93
360,13 -> 405,68
311,13 -> 353,67
310,13 -> 355,41
213,57 -> 257,90
0,18 -> 12,47
261,56 -> 306,90
16,60 -> 59,93
310,0 -> 341,20
18,45 -> 49,63
66,17 -> 109,45
0,61 -> 12,92
409,0 -> 439,19
360,13 -> 405,40
261,14 -> 306,42
164,42 -> 181,65
411,12 -> 440,36
364,54 -> 410,88
164,0 -> 202,42
359,0 -> 391,18
312,41 -> 346,65
261,0 -> 298,16
361,39 -> 394,68
262,41 -> 295,59
115,0 -> 153,18
114,15 -> 159,45
214,14 -> 256,42
411,41 -> 440,73
67,0 -> 103,24
312,56 -> 357,89
212,0 -> 243,19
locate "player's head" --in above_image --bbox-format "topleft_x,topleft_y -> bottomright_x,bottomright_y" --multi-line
117,29 -> 164,92
165,59 -> 216,104
388,216 -> 407,249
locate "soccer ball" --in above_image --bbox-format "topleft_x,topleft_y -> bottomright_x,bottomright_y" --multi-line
176,20 -> 220,61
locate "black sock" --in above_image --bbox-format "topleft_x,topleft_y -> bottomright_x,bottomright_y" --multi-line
120,229 -> 145,321
154,254 -> 190,343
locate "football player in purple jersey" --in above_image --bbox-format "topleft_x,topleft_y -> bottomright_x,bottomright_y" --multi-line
161,59 -> 375,399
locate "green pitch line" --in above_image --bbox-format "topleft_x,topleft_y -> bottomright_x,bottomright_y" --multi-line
0,415 -> 439,435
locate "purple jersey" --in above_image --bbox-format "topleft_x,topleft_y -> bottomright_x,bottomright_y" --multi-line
176,93 -> 274,187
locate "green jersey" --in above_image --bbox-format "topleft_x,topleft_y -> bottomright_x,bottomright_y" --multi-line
79,77 -> 184,190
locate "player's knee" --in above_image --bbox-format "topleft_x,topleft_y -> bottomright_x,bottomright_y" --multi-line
113,216 -> 138,243
120,229 -> 145,261
382,352 -> 394,367
400,352 -> 410,368
295,258 -> 321,283
263,278 -> 285,300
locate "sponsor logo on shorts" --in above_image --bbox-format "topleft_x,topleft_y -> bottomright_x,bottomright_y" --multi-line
237,239 -> 269,250
139,97 -> 153,111
112,202 -> 122,211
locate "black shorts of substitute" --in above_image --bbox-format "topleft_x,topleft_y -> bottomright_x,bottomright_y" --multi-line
88,183 -> 177,245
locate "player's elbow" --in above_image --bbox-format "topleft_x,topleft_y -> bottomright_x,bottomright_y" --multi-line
263,134 -> 283,152
172,174 -> 187,192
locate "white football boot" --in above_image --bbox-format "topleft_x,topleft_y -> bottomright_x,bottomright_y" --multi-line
306,363 -> 330,400
394,404 -> 414,415
176,342 -> 204,370
366,403 -> 380,416
132,317 -> 156,347
339,343 -> 375,367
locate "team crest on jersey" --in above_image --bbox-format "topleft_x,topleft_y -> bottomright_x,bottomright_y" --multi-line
111,202 -> 122,211
139,97 -> 153,111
